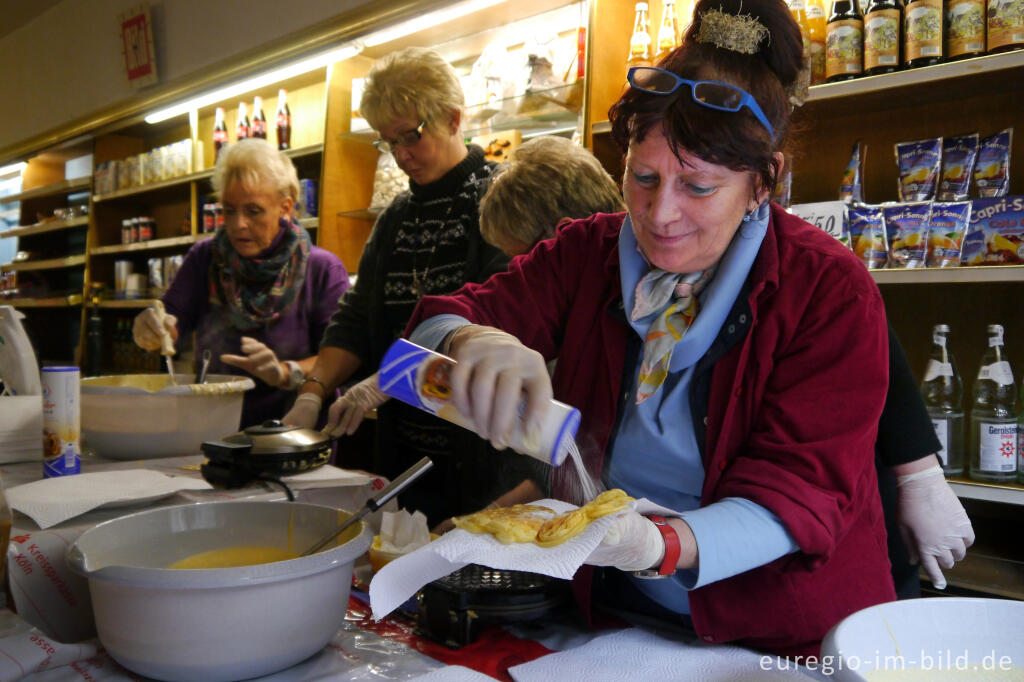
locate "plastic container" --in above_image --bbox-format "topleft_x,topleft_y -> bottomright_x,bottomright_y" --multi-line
80,374 -> 254,459
67,501 -> 371,682
378,339 -> 580,466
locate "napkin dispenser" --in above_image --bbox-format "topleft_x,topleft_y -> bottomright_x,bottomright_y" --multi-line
0,306 -> 43,462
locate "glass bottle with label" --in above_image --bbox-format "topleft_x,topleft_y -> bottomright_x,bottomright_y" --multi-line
986,0 -> 1024,53
212,107 -> 228,161
627,2 -> 653,70
806,0 -> 829,84
276,89 -> 291,151
789,0 -> 812,63
251,96 -> 268,139
969,324 -> 1018,483
946,0 -> 986,59
655,0 -> 680,63
904,0 -> 944,67
826,0 -> 864,82
920,324 -> 964,476
864,0 -> 903,74
236,101 -> 250,141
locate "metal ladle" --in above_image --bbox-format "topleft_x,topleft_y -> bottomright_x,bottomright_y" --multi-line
302,456 -> 433,556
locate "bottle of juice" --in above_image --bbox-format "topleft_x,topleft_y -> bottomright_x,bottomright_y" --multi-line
946,0 -> 986,59
920,324 -> 965,476
655,0 -> 680,63
969,324 -> 1018,483
826,0 -> 864,82
789,0 -> 813,76
864,0 -> 903,74
905,0 -> 944,67
627,2 -> 653,70
806,0 -> 829,84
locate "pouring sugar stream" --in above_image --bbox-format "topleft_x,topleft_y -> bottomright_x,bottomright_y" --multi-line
378,339 -> 601,503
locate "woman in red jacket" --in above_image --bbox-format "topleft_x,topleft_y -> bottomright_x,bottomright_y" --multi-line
407,0 -> 895,656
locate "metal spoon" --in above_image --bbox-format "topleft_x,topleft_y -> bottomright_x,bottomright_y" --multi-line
302,456 -> 433,556
196,349 -> 212,384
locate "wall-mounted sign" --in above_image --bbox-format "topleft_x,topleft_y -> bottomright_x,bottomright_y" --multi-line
118,4 -> 158,89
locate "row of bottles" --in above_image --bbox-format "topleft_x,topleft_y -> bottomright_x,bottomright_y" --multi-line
627,0 -> 690,69
790,0 -> 830,84
823,0 -> 1020,84
921,323 -> 1024,483
213,89 -> 292,161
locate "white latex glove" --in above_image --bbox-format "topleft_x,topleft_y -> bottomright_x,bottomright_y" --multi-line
283,393 -> 322,429
132,306 -> 177,352
221,336 -> 287,387
325,373 -> 389,437
448,326 -> 552,451
585,510 -> 665,572
897,464 -> 975,590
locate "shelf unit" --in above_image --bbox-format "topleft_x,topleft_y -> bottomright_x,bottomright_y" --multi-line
0,215 -> 89,239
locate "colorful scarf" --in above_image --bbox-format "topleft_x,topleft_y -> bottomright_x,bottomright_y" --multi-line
632,266 -> 716,404
209,218 -> 311,331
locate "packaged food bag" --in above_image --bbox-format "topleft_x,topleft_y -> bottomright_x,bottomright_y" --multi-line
848,204 -> 888,269
884,202 -> 931,268
939,133 -> 979,201
896,138 -> 942,202
927,201 -> 972,267
973,128 -> 1013,198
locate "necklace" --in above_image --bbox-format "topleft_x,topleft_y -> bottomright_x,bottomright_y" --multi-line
409,198 -> 457,298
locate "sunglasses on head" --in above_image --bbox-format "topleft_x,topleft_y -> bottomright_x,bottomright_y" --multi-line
627,66 -> 774,140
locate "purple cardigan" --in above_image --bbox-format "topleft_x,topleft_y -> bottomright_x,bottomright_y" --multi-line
162,237 -> 349,427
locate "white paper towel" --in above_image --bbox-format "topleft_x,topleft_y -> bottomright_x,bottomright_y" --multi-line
508,627 -> 822,681
8,469 -> 213,528
369,498 -> 679,620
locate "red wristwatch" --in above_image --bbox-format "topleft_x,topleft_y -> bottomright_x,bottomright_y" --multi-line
633,515 -> 681,579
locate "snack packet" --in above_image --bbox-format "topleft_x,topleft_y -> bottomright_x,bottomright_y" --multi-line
927,201 -> 972,268
839,141 -> 864,204
973,128 -> 1013,198
896,138 -> 942,202
962,196 -> 1024,265
848,205 -> 888,269
939,133 -> 980,201
883,202 -> 931,268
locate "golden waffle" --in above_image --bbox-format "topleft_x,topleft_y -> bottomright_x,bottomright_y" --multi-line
450,489 -> 635,548
452,504 -> 556,544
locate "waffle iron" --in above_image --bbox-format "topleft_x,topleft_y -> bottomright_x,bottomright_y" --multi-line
416,564 -> 569,647
200,420 -> 331,497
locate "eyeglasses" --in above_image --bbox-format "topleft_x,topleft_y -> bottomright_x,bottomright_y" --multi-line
627,66 -> 774,140
373,121 -> 427,153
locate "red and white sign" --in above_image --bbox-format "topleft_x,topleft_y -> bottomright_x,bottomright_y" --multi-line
118,4 -> 158,88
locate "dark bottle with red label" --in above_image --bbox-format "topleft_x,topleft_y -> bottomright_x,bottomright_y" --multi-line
213,107 -> 228,160
276,89 -> 291,151
251,96 -> 268,139
236,101 -> 250,141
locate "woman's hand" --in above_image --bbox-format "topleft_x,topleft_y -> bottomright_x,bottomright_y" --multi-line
221,336 -> 286,387
585,511 -> 667,571
447,326 -> 551,451
324,373 -> 389,437
132,307 -> 178,352
896,464 -> 975,590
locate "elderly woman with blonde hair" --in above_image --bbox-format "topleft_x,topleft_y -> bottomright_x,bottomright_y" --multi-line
133,137 -> 349,427
283,46 -> 531,526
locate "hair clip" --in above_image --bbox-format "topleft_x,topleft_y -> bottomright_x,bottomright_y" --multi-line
696,8 -> 769,55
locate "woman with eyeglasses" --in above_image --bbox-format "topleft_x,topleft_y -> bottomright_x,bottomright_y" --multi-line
404,0 -> 896,656
283,47 -> 540,526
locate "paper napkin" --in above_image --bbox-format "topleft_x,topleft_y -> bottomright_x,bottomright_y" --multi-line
8,470 -> 213,529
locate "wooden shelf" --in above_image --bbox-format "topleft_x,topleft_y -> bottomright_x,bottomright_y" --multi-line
1,254 -> 85,272
92,169 -> 213,203
97,298 -> 157,309
298,216 -> 319,229
337,209 -> 379,221
89,233 -> 206,256
1,294 -> 82,308
0,215 -> 89,239
4,177 -> 91,203
283,143 -> 324,160
871,265 -> 1024,285
949,477 -> 1024,506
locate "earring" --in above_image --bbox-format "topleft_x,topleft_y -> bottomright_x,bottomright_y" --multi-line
742,209 -> 755,223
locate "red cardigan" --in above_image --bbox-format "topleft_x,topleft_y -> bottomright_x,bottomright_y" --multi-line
407,205 -> 896,656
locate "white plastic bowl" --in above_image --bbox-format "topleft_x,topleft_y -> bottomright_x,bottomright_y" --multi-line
67,501 -> 371,682
821,597 -> 1024,680
80,373 -> 254,459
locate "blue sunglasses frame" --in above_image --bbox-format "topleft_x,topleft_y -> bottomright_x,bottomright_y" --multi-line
627,66 -> 775,140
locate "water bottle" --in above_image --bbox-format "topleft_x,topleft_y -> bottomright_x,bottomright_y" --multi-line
920,324 -> 964,476
378,339 -> 580,466
969,324 -> 1018,483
